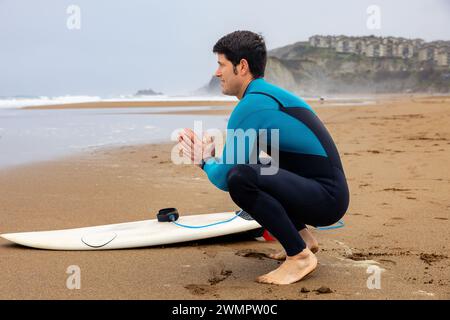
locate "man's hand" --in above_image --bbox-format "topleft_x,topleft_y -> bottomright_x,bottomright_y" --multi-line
202,131 -> 216,158
178,128 -> 215,167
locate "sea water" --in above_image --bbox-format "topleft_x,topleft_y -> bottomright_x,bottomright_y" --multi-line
0,106 -> 229,169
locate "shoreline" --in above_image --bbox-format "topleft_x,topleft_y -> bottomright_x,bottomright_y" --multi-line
17,94 -> 450,111
22,100 -> 238,110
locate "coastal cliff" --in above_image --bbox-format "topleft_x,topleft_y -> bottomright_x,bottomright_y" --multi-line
201,36 -> 450,96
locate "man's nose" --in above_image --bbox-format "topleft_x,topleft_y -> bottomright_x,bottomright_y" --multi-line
215,68 -> 222,78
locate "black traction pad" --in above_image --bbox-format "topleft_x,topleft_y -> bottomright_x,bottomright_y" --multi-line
236,210 -> 254,221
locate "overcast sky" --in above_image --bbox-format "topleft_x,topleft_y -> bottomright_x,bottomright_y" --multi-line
1,0 -> 449,97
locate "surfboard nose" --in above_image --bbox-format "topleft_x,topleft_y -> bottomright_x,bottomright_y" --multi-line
0,233 -> 30,247
0,233 -> 22,243
0,233 -> 13,242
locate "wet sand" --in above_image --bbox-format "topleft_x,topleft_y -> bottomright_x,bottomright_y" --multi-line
0,96 -> 449,299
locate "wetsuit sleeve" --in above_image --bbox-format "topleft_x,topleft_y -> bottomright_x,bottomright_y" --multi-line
202,100 -> 263,192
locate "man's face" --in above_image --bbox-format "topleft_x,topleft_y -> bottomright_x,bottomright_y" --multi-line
214,53 -> 243,96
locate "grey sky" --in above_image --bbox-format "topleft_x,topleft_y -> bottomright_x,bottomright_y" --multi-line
1,0 -> 449,97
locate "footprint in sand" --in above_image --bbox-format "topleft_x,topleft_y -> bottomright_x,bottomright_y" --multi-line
208,269 -> 233,285
382,188 -> 411,192
379,259 -> 397,265
359,183 -> 370,187
382,223 -> 395,227
314,286 -> 333,294
202,248 -> 218,258
343,152 -> 361,156
235,249 -> 271,260
184,284 -> 215,296
419,253 -> 448,265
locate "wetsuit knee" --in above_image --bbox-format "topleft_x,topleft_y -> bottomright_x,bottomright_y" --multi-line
227,164 -> 259,208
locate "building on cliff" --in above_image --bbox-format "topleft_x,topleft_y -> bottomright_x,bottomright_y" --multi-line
309,35 -> 448,66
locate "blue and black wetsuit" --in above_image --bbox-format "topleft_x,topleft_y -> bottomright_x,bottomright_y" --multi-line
202,78 -> 349,256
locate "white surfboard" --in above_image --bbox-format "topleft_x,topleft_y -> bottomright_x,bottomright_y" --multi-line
0,210 -> 262,250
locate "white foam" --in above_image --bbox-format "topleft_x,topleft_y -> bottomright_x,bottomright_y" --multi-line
0,95 -> 237,109
103,95 -> 237,103
110,94 -> 236,101
0,95 -> 102,109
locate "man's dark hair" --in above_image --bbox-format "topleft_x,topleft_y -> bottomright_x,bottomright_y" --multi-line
213,30 -> 267,78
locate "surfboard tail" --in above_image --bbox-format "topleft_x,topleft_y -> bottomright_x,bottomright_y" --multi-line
262,229 -> 276,241
246,228 -> 276,241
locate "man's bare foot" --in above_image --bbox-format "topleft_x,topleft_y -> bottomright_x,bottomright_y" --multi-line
268,228 -> 319,260
257,248 -> 317,285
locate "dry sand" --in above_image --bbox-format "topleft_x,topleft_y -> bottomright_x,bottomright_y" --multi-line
0,96 -> 449,299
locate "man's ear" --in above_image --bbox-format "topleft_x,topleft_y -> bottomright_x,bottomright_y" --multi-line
239,59 -> 250,75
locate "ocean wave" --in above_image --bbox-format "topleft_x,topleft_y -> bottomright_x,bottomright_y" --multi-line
104,95 -> 237,102
0,95 -> 237,109
0,95 -> 102,109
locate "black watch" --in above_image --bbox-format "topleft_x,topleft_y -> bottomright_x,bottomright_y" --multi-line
201,157 -> 214,169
